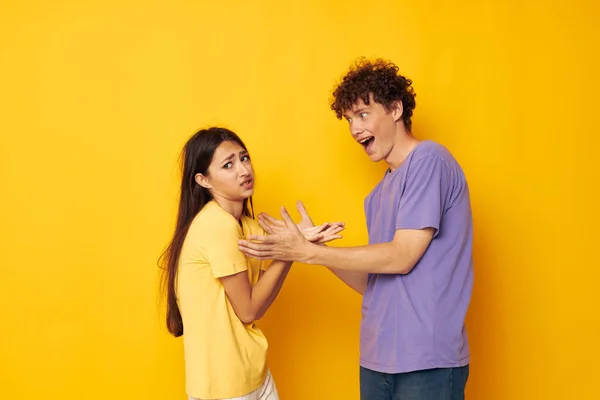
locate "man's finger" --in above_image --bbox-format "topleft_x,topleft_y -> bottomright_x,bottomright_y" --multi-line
238,245 -> 274,260
237,242 -> 276,256
240,235 -> 279,245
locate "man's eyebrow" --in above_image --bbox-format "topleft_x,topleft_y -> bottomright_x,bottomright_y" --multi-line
345,107 -> 368,117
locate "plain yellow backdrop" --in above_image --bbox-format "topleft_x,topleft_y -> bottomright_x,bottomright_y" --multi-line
1,0 -> 598,399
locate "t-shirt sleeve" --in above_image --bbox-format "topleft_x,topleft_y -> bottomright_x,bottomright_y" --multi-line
203,216 -> 248,279
260,259 -> 272,271
395,155 -> 447,238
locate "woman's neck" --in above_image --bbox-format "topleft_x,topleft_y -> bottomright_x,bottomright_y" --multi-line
212,195 -> 244,220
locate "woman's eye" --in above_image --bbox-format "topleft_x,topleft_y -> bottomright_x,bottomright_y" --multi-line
360,112 -> 367,118
223,162 -> 232,169
241,155 -> 250,162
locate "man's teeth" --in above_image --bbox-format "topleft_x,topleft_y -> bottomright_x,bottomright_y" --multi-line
360,137 -> 373,144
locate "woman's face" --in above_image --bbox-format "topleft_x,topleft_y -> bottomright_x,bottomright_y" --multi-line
196,140 -> 254,202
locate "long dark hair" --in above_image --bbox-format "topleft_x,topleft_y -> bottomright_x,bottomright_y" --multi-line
160,127 -> 253,337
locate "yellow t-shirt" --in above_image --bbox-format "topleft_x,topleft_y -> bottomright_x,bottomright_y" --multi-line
176,201 -> 269,399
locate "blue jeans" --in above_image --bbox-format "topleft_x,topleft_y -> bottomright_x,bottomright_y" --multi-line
360,365 -> 469,400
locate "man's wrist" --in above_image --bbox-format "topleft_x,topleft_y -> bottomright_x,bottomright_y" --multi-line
302,241 -> 321,265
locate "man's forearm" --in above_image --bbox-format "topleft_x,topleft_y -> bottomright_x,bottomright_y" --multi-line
239,225 -> 432,275
306,242 -> 414,274
327,267 -> 368,294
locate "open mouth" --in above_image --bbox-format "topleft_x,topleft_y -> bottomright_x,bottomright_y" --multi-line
240,178 -> 253,188
359,136 -> 375,151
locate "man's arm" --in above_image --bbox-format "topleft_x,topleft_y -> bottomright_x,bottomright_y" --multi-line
307,227 -> 434,274
239,156 -> 444,275
252,202 -> 365,291
238,207 -> 435,275
326,267 -> 368,294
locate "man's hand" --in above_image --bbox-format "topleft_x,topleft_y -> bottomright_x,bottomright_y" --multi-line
239,206 -> 316,262
257,201 -> 344,245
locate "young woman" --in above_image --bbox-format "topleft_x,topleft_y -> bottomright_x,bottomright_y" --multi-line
160,127 -> 343,400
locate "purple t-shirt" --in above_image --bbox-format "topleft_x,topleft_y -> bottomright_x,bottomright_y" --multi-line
361,140 -> 473,373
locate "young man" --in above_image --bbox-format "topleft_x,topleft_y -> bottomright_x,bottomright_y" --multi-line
238,58 -> 474,399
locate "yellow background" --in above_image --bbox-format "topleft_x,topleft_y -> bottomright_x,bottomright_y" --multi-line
1,1 -> 598,399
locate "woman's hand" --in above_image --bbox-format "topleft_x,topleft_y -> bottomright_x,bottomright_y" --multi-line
257,201 -> 345,245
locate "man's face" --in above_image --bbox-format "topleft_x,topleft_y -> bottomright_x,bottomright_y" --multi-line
343,95 -> 400,163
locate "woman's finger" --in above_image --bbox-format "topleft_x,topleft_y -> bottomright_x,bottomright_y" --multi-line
325,225 -> 345,235
305,233 -> 324,243
260,212 -> 285,227
258,218 -> 275,234
305,223 -> 328,234
317,234 -> 343,244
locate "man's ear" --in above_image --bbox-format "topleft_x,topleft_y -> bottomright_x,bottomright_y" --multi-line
392,100 -> 404,122
195,173 -> 211,189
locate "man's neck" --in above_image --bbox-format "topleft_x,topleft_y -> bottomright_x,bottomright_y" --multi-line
385,130 -> 420,172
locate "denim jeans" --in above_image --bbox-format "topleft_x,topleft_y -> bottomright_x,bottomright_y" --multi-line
360,365 -> 469,400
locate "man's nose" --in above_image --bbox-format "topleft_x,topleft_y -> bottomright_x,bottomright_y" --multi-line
350,120 -> 364,137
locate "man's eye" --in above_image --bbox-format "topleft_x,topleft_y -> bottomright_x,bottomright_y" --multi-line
360,112 -> 367,118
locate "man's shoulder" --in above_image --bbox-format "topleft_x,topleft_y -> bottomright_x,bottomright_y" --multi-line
409,141 -> 466,179
411,140 -> 453,162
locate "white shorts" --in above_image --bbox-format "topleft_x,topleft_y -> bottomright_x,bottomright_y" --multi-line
189,370 -> 279,400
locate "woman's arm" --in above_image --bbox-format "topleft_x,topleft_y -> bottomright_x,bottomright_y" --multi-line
219,203 -> 343,325
220,261 -> 292,324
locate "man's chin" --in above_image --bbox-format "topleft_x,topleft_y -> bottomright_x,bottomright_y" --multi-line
367,152 -> 383,163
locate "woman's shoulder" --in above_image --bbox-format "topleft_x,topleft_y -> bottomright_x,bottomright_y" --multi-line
241,215 -> 264,236
189,201 -> 240,236
197,201 -> 236,222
